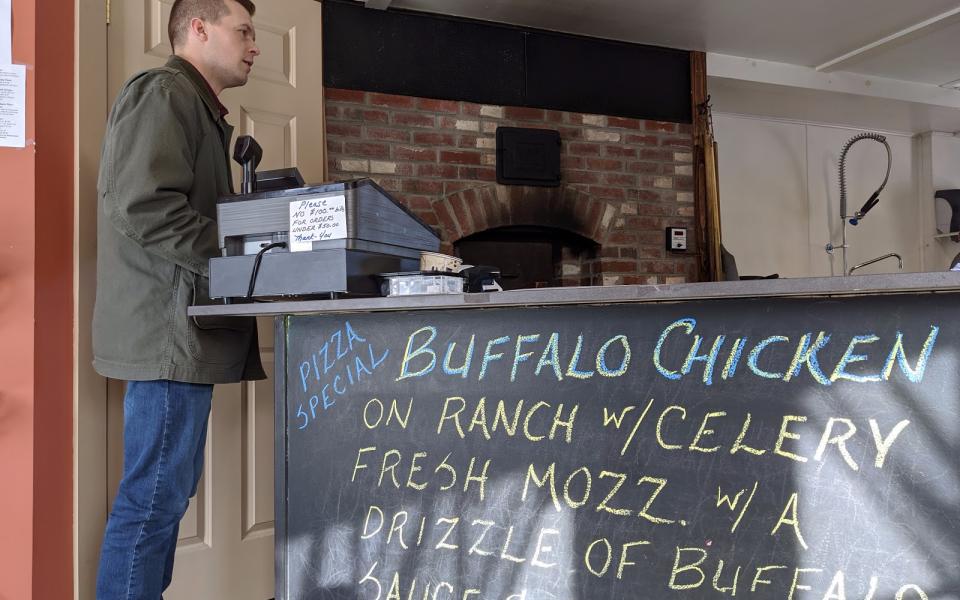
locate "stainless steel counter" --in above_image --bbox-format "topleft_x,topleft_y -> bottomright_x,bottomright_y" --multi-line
188,271 -> 960,317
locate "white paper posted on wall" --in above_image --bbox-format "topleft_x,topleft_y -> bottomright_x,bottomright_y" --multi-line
0,63 -> 25,148
289,194 -> 348,252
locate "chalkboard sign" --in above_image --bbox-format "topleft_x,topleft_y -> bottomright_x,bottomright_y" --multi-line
277,294 -> 959,600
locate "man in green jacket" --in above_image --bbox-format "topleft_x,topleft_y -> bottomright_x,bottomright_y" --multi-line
93,0 -> 262,596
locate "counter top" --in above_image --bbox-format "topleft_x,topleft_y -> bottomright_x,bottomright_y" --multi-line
188,271 -> 960,317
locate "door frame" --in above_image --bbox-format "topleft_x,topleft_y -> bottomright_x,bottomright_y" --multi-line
74,0 -> 108,598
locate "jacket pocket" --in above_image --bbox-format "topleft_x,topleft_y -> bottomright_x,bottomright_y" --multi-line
190,273 -> 250,331
185,271 -> 255,365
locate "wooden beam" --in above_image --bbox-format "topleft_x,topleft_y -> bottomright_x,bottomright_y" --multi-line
690,51 -> 712,282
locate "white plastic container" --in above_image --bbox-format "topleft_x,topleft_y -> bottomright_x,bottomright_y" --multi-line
379,272 -> 464,296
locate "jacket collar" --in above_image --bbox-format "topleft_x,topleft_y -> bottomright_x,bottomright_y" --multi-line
165,55 -> 229,121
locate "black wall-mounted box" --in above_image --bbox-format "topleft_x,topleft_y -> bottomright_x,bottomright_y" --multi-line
496,127 -> 561,187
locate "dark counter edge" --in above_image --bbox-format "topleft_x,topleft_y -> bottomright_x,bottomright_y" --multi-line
188,271 -> 960,317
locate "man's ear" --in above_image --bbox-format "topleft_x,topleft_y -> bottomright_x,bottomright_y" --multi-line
189,17 -> 208,42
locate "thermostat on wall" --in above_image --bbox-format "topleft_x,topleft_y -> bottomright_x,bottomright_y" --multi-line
666,227 -> 687,252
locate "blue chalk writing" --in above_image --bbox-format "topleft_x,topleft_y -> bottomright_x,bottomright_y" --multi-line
295,321 -> 388,431
652,318 -> 940,387
747,336 -> 789,379
654,318 -> 696,380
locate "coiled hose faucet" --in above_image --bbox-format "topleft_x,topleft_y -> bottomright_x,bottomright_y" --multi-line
825,132 -> 893,274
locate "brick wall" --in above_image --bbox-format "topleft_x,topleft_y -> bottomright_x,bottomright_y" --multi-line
325,88 -> 698,285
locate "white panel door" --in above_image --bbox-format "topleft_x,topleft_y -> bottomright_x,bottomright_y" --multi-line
106,1 -> 326,598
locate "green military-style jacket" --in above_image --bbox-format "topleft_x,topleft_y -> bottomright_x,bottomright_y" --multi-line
93,55 -> 264,384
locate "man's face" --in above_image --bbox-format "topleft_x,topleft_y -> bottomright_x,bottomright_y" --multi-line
201,0 -> 260,91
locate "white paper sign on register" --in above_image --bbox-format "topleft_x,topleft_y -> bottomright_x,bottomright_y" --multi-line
288,194 -> 347,252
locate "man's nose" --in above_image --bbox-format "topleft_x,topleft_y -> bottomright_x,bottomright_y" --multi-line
250,44 -> 261,57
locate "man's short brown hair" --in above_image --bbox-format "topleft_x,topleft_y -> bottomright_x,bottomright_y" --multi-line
168,0 -> 256,51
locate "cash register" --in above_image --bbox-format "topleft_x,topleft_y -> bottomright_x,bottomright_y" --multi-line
208,136 -> 440,300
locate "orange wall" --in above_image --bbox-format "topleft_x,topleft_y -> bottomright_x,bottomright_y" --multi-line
0,0 -> 38,595
0,0 -> 74,597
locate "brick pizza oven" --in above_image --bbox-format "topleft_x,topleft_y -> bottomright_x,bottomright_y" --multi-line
325,89 -> 697,288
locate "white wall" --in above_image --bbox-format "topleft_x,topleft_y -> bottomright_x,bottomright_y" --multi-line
921,133 -> 960,269
712,117 -> 810,277
715,113 -> 924,278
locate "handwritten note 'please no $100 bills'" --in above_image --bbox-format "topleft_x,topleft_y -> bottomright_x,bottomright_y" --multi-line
289,195 -> 348,252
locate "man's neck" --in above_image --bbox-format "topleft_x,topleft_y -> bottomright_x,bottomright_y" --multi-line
174,51 -> 222,96
171,53 -> 230,118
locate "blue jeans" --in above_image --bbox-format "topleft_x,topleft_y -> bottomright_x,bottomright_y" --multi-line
96,380 -> 213,599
